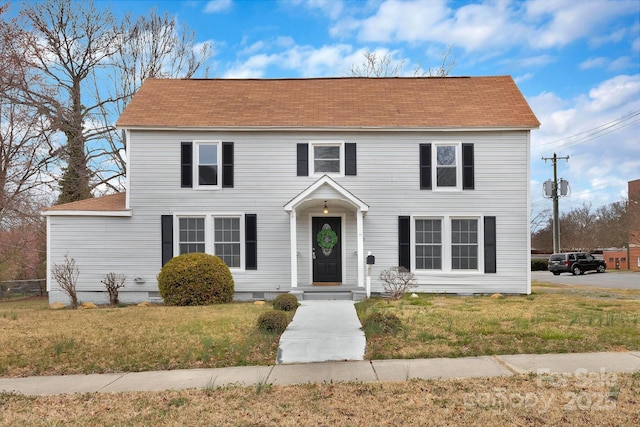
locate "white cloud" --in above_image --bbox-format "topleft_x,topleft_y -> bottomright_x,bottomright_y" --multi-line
330,0 -> 637,54
524,0 -> 637,49
289,0 -> 345,20
529,74 -> 640,211
579,57 -> 607,70
204,0 -> 232,14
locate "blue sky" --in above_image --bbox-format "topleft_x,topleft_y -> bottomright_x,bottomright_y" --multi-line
104,0 -> 639,218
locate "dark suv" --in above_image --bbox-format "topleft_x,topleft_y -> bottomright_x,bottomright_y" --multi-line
548,252 -> 607,276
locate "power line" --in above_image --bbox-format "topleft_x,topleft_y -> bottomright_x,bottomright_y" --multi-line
538,110 -> 640,148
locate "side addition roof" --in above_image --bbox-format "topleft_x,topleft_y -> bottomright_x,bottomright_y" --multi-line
43,192 -> 129,216
116,76 -> 540,130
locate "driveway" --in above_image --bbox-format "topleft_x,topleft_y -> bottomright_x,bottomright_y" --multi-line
531,270 -> 640,290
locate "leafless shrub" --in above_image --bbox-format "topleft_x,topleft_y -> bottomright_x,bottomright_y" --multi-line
51,255 -> 79,309
101,272 -> 126,306
379,266 -> 417,300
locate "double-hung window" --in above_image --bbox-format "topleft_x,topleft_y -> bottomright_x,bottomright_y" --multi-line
176,215 -> 243,269
413,216 -> 480,272
178,217 -> 205,254
312,142 -> 343,175
420,142 -> 474,191
451,219 -> 478,270
434,143 -> 460,190
214,217 -> 241,268
415,219 -> 442,270
195,141 -> 221,188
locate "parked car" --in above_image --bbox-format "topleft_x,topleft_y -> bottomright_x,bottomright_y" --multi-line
548,252 -> 607,276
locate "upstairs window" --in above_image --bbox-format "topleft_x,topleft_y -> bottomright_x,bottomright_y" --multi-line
312,142 -> 343,175
181,141 -> 233,189
436,145 -> 457,188
420,143 -> 474,191
298,142 -> 356,176
196,142 -> 221,188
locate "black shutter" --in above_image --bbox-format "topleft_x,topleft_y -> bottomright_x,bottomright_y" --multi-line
463,143 -> 474,190
245,214 -> 257,270
297,143 -> 308,176
399,216 -> 411,270
181,142 -> 192,188
484,216 -> 496,273
161,215 -> 173,266
345,143 -> 357,176
222,141 -> 234,188
420,144 -> 431,189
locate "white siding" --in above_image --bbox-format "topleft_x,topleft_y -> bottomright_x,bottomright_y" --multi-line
48,129 -> 531,303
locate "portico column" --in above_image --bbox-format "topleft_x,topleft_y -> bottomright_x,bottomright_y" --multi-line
290,209 -> 297,288
357,208 -> 364,287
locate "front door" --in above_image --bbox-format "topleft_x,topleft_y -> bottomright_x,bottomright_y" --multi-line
312,216 -> 342,284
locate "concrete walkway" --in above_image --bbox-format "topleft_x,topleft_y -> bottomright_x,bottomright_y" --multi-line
276,300 -> 366,364
1,352 -> 638,396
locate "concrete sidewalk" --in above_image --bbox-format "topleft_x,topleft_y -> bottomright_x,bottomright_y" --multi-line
276,300 -> 366,364
1,352 -> 638,396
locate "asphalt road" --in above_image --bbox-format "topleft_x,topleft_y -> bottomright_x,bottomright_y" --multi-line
531,270 -> 640,290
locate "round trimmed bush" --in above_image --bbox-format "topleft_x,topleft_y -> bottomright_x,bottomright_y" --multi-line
272,293 -> 299,311
362,312 -> 402,335
257,310 -> 289,334
157,253 -> 234,306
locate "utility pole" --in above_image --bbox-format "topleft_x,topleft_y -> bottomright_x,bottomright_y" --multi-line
542,153 -> 569,253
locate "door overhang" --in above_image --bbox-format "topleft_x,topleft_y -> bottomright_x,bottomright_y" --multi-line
284,175 -> 369,213
284,175 -> 368,289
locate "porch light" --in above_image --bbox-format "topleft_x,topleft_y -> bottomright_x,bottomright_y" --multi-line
323,201 -> 329,214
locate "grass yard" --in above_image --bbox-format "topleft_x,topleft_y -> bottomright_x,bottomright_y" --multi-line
1,373 -> 639,426
0,299 -> 284,377
357,283 -> 640,360
1,282 -> 639,378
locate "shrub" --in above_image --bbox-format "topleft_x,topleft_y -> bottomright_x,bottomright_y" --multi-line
379,266 -> 417,300
362,312 -> 402,335
272,293 -> 299,311
531,258 -> 548,271
157,253 -> 234,306
51,255 -> 79,309
257,310 -> 289,334
101,272 -> 126,307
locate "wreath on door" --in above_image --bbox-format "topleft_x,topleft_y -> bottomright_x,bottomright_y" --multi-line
317,227 -> 338,251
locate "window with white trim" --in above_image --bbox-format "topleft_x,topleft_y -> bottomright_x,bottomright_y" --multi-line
415,219 -> 442,270
178,217 -> 205,254
434,143 -> 461,190
214,217 -> 241,268
413,216 -> 481,272
451,219 -> 478,270
176,214 -> 243,269
311,142 -> 343,175
195,141 -> 221,188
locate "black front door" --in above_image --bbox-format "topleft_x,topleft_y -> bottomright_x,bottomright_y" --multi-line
312,217 -> 342,283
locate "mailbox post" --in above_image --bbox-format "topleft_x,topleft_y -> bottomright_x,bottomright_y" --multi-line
366,251 -> 375,298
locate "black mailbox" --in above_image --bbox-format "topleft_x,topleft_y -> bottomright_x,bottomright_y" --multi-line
366,254 -> 375,265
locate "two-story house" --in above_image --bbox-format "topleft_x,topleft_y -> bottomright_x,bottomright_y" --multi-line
44,76 -> 540,305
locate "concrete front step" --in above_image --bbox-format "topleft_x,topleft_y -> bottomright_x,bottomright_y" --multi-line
290,287 -> 367,301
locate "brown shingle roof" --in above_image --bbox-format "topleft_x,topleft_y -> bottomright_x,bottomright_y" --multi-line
45,192 -> 126,212
116,76 -> 540,129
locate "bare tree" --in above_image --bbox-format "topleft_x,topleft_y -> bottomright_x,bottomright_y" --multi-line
350,51 -> 406,77
89,9 -> 212,192
100,272 -> 126,306
6,1 -> 212,202
350,45 -> 455,77
425,45 -> 456,77
51,255 -> 79,308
